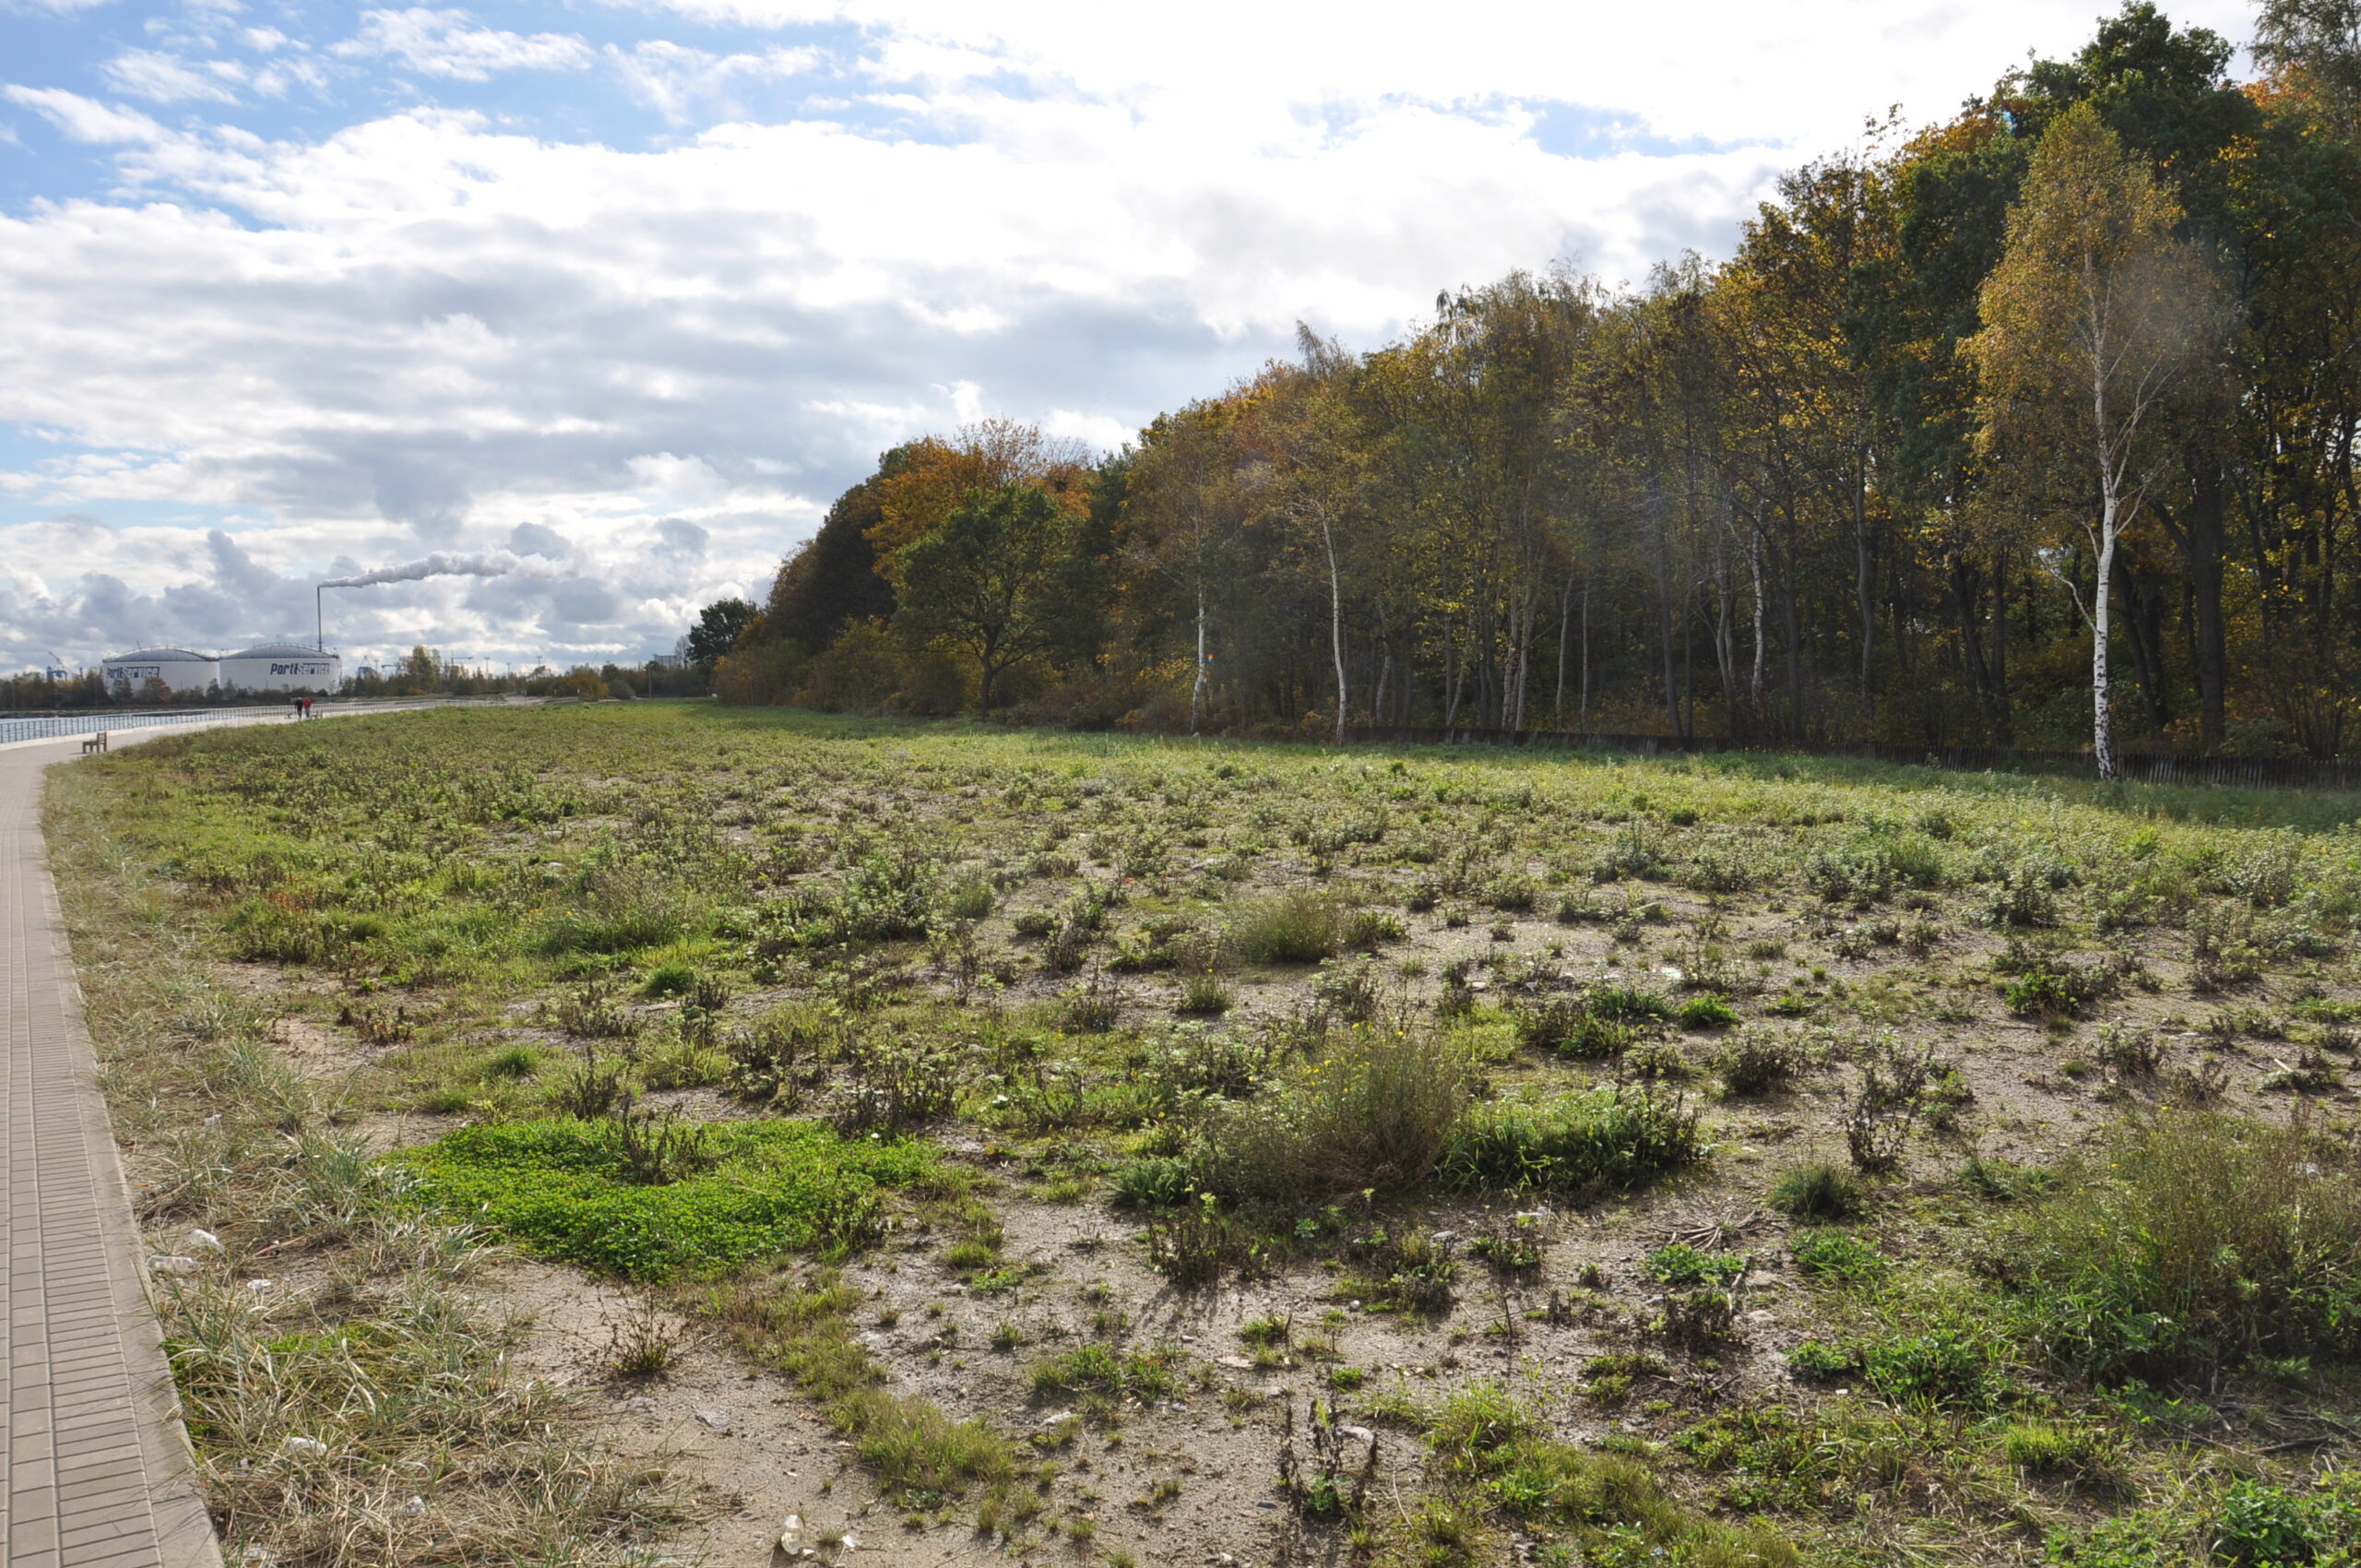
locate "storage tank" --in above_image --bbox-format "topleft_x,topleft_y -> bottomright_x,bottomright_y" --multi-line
219,642 -> 341,693
101,647 -> 220,695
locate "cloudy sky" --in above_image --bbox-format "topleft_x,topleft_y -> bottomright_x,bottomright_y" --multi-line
0,0 -> 2255,674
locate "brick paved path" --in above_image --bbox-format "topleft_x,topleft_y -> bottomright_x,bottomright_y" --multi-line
1,736 -> 221,1568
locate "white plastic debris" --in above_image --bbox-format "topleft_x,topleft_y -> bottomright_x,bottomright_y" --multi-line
777,1514 -> 803,1554
838,1531 -> 859,1552
397,1496 -> 426,1517
281,1436 -> 329,1457
188,1228 -> 224,1253
148,1255 -> 200,1276
693,1408 -> 730,1432
245,1279 -> 275,1293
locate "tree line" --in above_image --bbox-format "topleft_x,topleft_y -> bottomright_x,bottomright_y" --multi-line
714,2 -> 2361,769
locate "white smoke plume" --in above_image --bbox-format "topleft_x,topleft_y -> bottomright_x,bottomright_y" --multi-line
318,550 -> 565,589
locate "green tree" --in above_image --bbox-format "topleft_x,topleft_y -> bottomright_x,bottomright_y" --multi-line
685,598 -> 758,677
1965,101 -> 2219,778
893,484 -> 1077,713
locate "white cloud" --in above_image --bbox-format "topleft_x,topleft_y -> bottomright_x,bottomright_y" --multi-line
607,39 -> 821,121
339,9 -> 595,82
2,86 -> 168,144
101,49 -> 244,104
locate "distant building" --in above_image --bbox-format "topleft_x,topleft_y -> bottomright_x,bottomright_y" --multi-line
101,647 -> 220,695
220,642 -> 341,693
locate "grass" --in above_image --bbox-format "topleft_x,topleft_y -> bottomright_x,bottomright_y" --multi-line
1441,1087 -> 1704,1194
1423,1383 -> 1797,1565
1190,1027 -> 1474,1200
44,700 -> 2361,1566
402,1116 -> 944,1280
1229,890 -> 1342,964
2010,1109 -> 2361,1378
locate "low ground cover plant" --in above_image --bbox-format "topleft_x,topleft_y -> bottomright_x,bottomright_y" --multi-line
406,1116 -> 944,1279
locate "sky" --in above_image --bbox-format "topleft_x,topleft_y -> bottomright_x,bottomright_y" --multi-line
0,0 -> 2258,675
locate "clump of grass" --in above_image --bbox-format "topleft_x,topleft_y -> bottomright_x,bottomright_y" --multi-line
1029,1343 -> 1182,1405
1174,971 -> 1231,1016
1441,1087 -> 1703,1195
1422,1383 -> 1797,1563
404,1118 -> 941,1279
1789,1227 -> 1884,1280
1190,1027 -> 1473,1200
1230,892 -> 1342,964
2011,1109 -> 2361,1377
1676,994 -> 1738,1030
1513,996 -> 1636,1060
1342,908 -> 1406,950
1770,1160 -> 1865,1221
167,1271 -> 680,1562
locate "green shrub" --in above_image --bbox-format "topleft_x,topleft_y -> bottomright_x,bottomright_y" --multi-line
1770,1160 -> 1864,1221
1109,1155 -> 1193,1208
1514,997 -> 1633,1060
2013,1110 -> 2361,1377
1642,1243 -> 1746,1288
404,1117 -> 939,1279
641,961 -> 696,997
1231,892 -> 1341,965
1442,1087 -> 1703,1195
1174,972 -> 1232,1016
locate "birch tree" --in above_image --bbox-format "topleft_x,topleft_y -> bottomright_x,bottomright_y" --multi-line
1964,101 -> 2216,778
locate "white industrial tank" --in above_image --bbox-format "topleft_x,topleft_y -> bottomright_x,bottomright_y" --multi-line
100,647 -> 220,695
219,642 -> 342,694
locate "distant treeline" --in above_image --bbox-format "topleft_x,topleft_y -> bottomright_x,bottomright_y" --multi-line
714,2 -> 2361,766
4,648 -> 705,709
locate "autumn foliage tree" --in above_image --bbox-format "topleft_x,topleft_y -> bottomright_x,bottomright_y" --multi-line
726,4 -> 2361,765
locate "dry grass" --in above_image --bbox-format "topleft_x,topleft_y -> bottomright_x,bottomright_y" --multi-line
44,769 -> 676,1568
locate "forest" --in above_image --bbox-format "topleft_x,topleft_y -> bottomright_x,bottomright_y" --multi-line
716,2 -> 2361,772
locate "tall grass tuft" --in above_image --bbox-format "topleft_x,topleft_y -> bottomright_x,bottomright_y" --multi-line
1230,892 -> 1343,965
2013,1109 -> 2361,1377
1191,1028 -> 1472,1200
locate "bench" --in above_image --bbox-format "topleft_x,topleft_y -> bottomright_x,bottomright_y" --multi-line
80,731 -> 108,754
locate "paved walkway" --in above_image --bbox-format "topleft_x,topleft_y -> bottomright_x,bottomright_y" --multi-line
0,723 -> 265,1568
